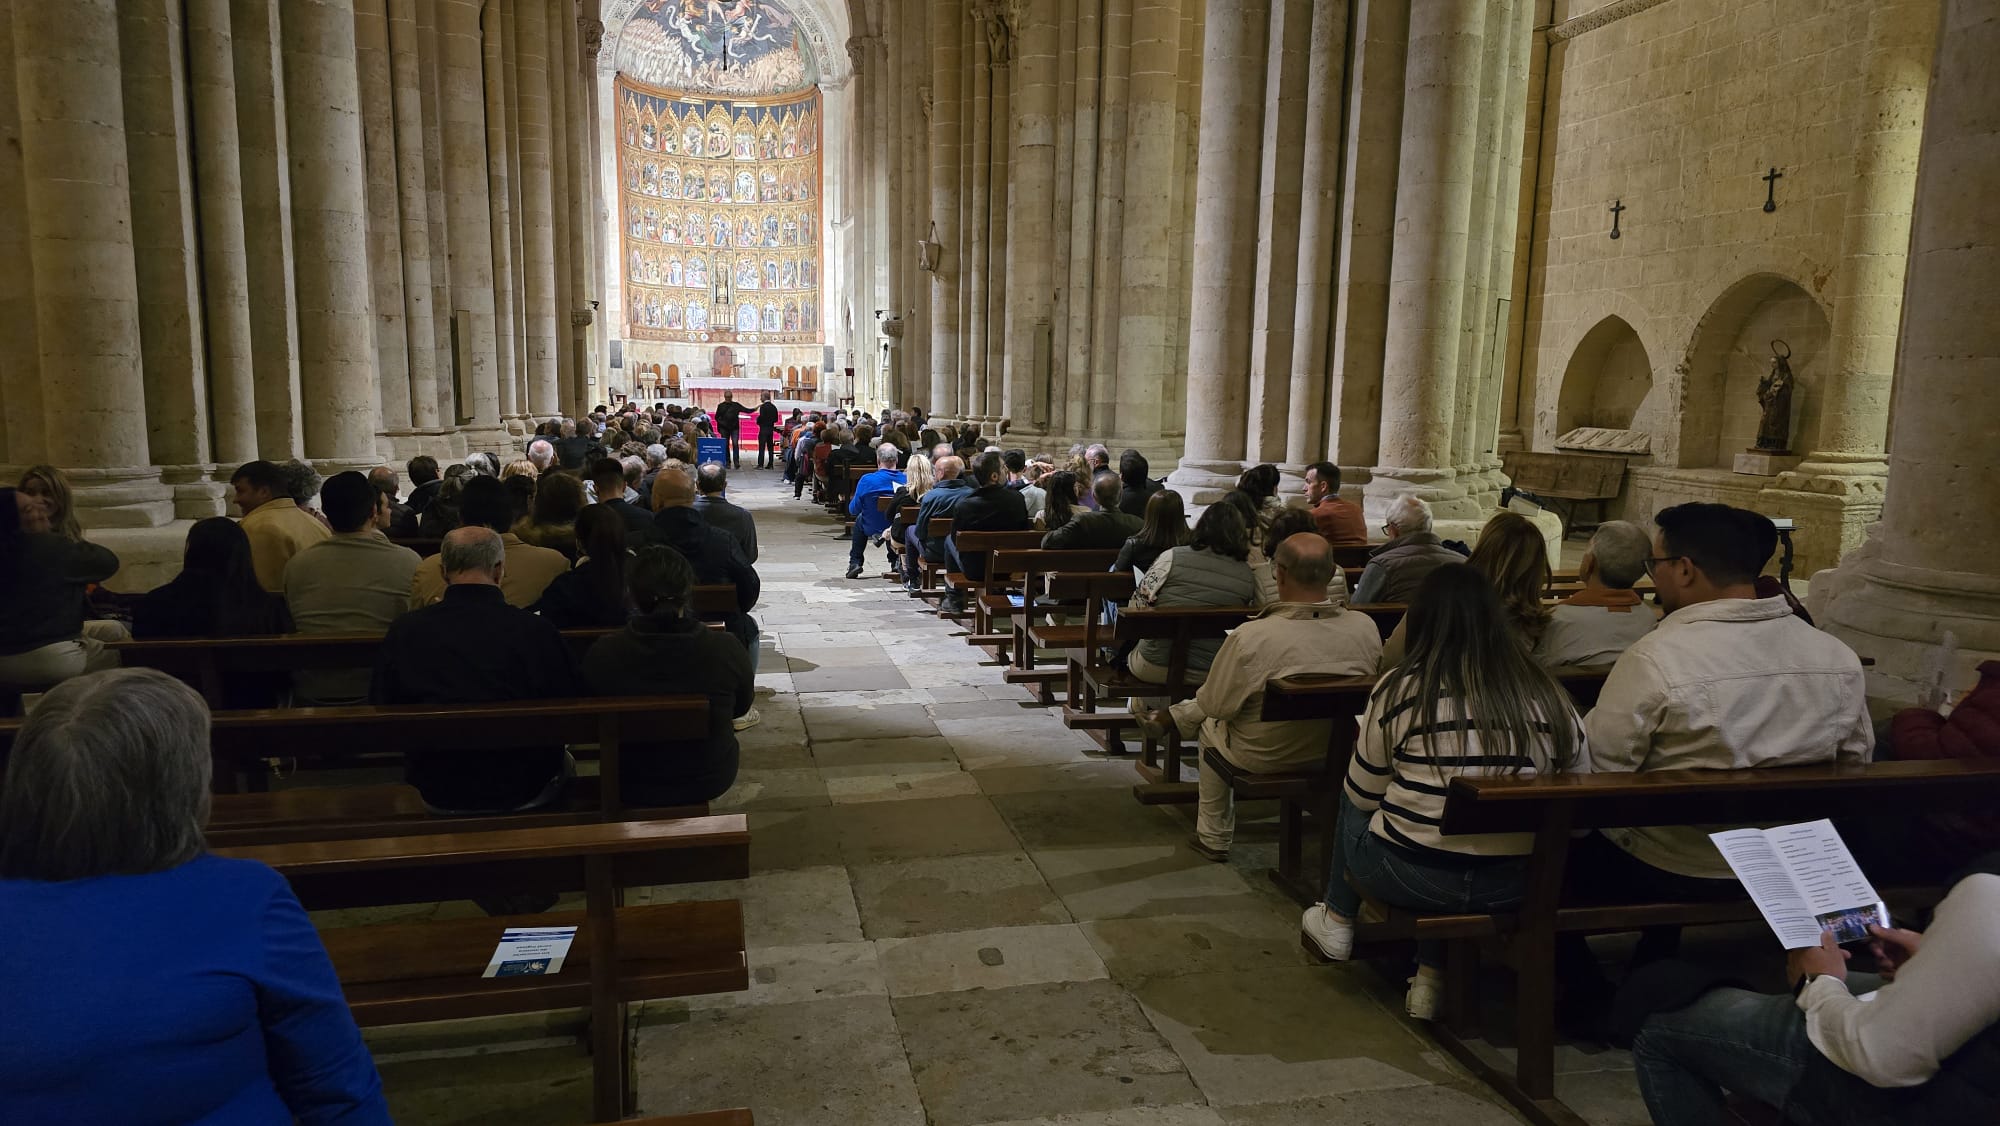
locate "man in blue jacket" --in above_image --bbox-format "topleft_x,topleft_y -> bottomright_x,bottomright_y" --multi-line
846,443 -> 905,579
904,454 -> 970,591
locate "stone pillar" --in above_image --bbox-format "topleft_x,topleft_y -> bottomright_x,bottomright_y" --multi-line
14,0 -> 173,523
388,0 -> 441,431
963,27 -> 991,422
545,0 -> 578,415
1084,0 -> 1131,436
416,0 -> 461,438
121,0 -> 224,517
1282,0 -> 1348,474
928,0 -> 963,417
0,8 -> 42,467
1114,0 -> 1183,444
187,0 -> 260,467
233,0 -> 306,457
1244,0 -> 1309,468
1005,0 -> 1058,430
580,8 -> 606,400
515,0 -> 560,418
1060,0 -> 1103,434
982,30 -> 1010,422
1362,0 -> 1484,519
440,0 -> 505,438
1816,0 -> 2000,703
283,0 -> 382,467
356,0 -> 416,439
1168,0 -> 1270,499
1471,0 -> 1533,497
560,3 -> 593,412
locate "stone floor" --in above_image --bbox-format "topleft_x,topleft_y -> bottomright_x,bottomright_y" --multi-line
366,465 -> 1655,1126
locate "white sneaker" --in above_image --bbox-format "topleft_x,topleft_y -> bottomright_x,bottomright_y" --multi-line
1405,975 -> 1442,1021
1300,903 -> 1355,962
732,707 -> 762,732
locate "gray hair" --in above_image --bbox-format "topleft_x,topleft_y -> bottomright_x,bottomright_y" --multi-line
278,458 -> 323,504
1385,493 -> 1433,534
876,442 -> 901,467
697,460 -> 728,493
1085,444 -> 1110,467
468,451 -> 502,477
0,668 -> 212,880
1587,519 -> 1652,589
644,443 -> 667,468
526,439 -> 555,469
441,526 -> 505,578
619,455 -> 645,485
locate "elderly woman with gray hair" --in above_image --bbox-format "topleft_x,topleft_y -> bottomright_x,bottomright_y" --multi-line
0,668 -> 391,1122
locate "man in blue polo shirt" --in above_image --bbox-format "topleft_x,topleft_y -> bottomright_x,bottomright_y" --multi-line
846,443 -> 905,579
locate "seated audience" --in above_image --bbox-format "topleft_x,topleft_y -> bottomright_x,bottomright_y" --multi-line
368,466 -> 420,538
411,476 -> 570,608
884,454 -> 934,583
1351,493 -> 1462,604
1236,464 -> 1286,539
908,454 -> 972,591
513,470 -> 585,559
1117,450 -> 1163,518
1251,505 -> 1349,606
944,451 -> 1031,611
416,468 -> 470,537
1631,862 -> 2000,1126
0,487 -> 121,689
17,464 -> 81,541
1380,509 -> 1551,667
405,454 -> 443,514
525,438 -> 556,475
846,443 -> 906,580
695,462 -> 759,563
0,668 -> 392,1123
1574,502 -> 1871,899
530,505 -> 635,629
591,457 -> 657,543
652,467 -> 762,677
278,460 -> 329,527
1038,470 -> 1083,535
1004,449 -> 1046,524
134,517 -> 292,641
373,527 -> 581,813
582,546 -> 757,804
1129,501 -> 1257,687
1154,534 -> 1382,861
1533,519 -> 1658,667
501,458 -> 538,482
1304,461 -> 1367,546
233,459 -> 331,591
1044,472 -> 1141,550
1114,490 -> 1191,577
554,417 -> 604,469
282,472 -> 421,705
1302,564 -> 1584,1020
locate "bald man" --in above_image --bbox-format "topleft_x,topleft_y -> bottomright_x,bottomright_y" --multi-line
1144,532 -> 1384,861
651,466 -> 763,679
905,453 -> 971,592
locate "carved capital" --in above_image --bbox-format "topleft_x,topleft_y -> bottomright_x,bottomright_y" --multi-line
572,307 -> 595,328
579,17 -> 603,60
974,2 -> 1012,64
846,34 -> 880,71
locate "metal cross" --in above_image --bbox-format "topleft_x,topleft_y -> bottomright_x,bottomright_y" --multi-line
1609,199 -> 1625,240
1762,167 -> 1783,213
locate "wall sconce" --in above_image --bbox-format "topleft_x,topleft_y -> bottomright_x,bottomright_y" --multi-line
917,221 -> 942,273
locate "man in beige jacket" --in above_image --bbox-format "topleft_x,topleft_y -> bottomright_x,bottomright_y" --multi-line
233,459 -> 329,592
409,475 -> 569,609
1145,533 -> 1384,860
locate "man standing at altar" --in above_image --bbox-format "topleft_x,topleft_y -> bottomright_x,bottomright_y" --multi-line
715,392 -> 747,469
755,392 -> 781,469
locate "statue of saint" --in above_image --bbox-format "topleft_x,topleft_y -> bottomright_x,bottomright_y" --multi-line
1755,339 -> 1795,452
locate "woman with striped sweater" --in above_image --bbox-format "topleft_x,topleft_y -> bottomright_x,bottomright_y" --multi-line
1301,563 -> 1586,1019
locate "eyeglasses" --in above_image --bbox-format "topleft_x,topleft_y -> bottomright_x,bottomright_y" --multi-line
1642,555 -> 1685,577
1381,523 -> 1397,538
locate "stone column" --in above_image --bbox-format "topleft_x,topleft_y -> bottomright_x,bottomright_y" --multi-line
963,26 -> 991,422
14,0 -> 172,523
1244,0 -> 1309,467
356,0 -> 416,439
928,0 -> 963,417
1084,0 -> 1130,436
0,9 -> 42,466
283,0 -> 382,467
1361,0 -> 1484,519
1168,0 -> 1270,499
388,0 -> 441,431
1060,0 -> 1103,434
580,7 -> 605,400
440,0 -> 505,439
545,0 -> 578,415
416,0 -> 462,441
1282,0 -> 1349,474
500,0 -> 529,425
983,22 -> 1010,422
1816,0 -> 2000,702
1114,0 -> 1183,444
233,0 -> 306,457
560,3 -> 593,412
1446,0 -> 1510,493
121,0 -> 223,516
1005,0 -> 1058,430
187,0 -> 260,467
515,0 -> 560,418
1471,0 -> 1532,497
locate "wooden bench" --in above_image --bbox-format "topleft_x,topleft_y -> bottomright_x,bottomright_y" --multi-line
990,547 -> 1122,703
1405,760 -> 2000,1126
941,529 -> 1044,633
912,516 -> 954,600
1038,570 -> 1136,740
221,814 -> 751,1121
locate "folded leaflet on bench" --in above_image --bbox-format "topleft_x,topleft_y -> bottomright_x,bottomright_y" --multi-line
1710,820 -> 1888,950
482,926 -> 579,978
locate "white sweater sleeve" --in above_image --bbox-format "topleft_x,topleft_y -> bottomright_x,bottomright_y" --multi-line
1798,874 -> 2000,1087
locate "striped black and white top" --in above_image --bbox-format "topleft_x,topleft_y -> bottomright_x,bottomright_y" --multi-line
1343,677 -> 1587,860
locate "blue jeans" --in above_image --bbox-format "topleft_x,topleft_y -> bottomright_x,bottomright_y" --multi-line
1323,793 -> 1528,968
849,522 -> 874,570
1630,980 -> 1876,1126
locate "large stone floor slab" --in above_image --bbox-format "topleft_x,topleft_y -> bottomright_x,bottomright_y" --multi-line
851,851 -> 1072,939
892,980 -> 1201,1126
876,923 -> 1109,997
833,793 -> 1024,864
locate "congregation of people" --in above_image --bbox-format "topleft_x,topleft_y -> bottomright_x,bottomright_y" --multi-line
4,396 -> 1998,1125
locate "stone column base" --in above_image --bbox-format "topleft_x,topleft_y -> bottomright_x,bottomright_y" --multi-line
1814,546 -> 2000,709
38,467 -> 179,529
1360,465 -> 1478,521
1166,459 -> 1246,507
160,465 -> 228,520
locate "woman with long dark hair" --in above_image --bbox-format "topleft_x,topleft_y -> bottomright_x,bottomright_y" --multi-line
133,518 -> 292,639
1114,489 -> 1191,576
530,504 -> 634,628
1040,470 -> 1081,533
514,471 -> 586,559
1302,564 -> 1583,1021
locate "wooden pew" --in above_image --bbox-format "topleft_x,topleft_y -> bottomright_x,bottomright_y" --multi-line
912,516 -> 954,600
990,547 -> 1122,703
220,814 -> 751,1121
940,529 -> 1043,631
1037,570 -> 1135,740
1412,760 -> 2000,1126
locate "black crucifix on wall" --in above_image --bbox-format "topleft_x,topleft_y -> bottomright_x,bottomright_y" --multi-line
1763,167 -> 1783,213
1609,199 -> 1625,240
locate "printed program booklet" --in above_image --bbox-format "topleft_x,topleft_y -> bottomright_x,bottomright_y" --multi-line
1709,819 -> 1890,949
481,926 -> 579,978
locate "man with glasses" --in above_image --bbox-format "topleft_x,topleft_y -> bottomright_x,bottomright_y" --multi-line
1350,493 -> 1464,604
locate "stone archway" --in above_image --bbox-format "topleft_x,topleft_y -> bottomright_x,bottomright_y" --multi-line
1554,315 -> 1656,436
1678,274 -> 1832,469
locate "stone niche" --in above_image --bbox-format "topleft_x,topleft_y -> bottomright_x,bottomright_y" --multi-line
1679,273 -> 1830,472
1555,315 -> 1660,438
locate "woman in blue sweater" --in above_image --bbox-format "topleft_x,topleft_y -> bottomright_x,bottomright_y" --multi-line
0,668 -> 391,1124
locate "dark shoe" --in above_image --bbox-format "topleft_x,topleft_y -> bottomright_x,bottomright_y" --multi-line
1187,835 -> 1229,863
845,564 -> 864,579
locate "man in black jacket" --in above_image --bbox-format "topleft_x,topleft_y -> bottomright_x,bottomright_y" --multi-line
591,458 -> 658,544
944,451 -> 1029,612
1045,472 -> 1143,550
554,418 -> 605,470
371,526 -> 582,814
405,455 -> 442,515
754,392 -> 781,468
714,392 -> 747,468
582,545 -> 756,803
694,462 -> 758,562
651,467 -> 762,680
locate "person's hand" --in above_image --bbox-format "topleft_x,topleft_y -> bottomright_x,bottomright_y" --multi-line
1786,930 -> 1850,987
13,491 -> 50,534
1866,924 -> 1923,980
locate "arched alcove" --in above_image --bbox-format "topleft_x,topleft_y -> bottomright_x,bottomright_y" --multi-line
1555,315 -> 1656,435
1679,274 -> 1831,468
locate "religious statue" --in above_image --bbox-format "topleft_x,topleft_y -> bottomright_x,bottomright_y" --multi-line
1755,339 -> 1795,453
